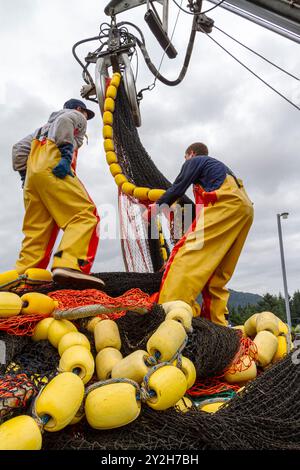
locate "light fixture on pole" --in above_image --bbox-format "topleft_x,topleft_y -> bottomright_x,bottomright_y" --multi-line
277,212 -> 292,330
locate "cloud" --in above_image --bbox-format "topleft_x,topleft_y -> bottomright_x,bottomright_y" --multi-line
0,0 -> 299,297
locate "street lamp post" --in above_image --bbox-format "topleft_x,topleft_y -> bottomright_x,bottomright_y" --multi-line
277,212 -> 292,330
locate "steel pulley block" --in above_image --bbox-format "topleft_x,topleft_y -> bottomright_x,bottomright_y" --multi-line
95,53 -> 141,127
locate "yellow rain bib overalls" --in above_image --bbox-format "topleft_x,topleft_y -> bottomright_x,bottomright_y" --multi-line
15,127 -> 100,274
158,175 -> 254,325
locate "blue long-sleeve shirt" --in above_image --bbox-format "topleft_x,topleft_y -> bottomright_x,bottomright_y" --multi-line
157,155 -> 237,207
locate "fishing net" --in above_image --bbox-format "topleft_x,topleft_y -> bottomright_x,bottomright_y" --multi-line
115,307 -> 240,377
113,84 -> 173,190
0,331 -> 31,374
0,313 -> 51,337
9,340 -> 59,378
116,304 -> 166,356
0,338 -> 59,422
187,376 -> 241,398
113,83 -> 195,271
17,272 -> 163,297
42,353 -> 300,450
0,283 -> 160,337
0,373 -> 37,422
184,317 -> 241,378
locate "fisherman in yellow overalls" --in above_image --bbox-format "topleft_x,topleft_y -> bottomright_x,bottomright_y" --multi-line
147,142 -> 253,326
11,99 -> 104,288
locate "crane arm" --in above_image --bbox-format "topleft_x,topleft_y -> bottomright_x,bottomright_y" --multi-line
207,0 -> 300,44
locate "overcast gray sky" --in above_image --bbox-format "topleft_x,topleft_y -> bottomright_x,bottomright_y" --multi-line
0,0 -> 299,296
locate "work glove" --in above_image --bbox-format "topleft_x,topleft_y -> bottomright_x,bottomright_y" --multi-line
18,170 -> 27,188
52,143 -> 74,179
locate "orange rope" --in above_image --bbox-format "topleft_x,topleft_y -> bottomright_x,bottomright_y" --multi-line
48,288 -> 154,312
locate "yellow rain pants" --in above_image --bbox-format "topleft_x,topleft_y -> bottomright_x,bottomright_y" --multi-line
158,175 -> 254,326
15,138 -> 100,274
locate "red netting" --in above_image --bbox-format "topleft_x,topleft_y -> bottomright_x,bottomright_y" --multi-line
0,313 -> 51,336
224,336 -> 258,374
49,288 -> 154,315
0,289 -> 154,336
0,373 -> 37,419
187,376 -> 241,397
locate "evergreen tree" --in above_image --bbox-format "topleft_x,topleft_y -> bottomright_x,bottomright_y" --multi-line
228,291 -> 299,326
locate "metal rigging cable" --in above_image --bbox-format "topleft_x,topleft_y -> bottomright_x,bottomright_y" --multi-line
172,0 -> 225,15
214,25 -> 300,81
199,25 -> 300,112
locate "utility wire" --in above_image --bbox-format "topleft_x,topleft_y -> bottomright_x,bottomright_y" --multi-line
214,25 -> 300,81
172,0 -> 225,15
199,26 -> 300,112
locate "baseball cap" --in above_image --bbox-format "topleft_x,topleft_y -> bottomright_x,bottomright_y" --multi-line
63,98 -> 95,120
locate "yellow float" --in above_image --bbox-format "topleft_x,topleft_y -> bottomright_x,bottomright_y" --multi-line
0,269 -> 21,290
86,316 -> 102,332
162,300 -> 193,316
173,356 -> 196,389
106,151 -> 118,164
121,182 -> 136,195
59,345 -> 95,384
148,189 -> 166,202
114,174 -> 128,186
109,163 -> 123,176
104,139 -> 115,152
174,397 -> 193,413
106,84 -> 117,99
24,268 -> 53,284
58,332 -> 91,356
111,350 -> 149,383
133,187 -> 149,200
244,313 -> 260,337
256,311 -> 279,336
32,317 -> 55,341
110,72 -> 121,88
147,320 -> 187,362
0,292 -> 23,318
34,372 -> 84,432
21,292 -> 57,315
104,97 -> 115,113
224,355 -> 257,384
199,399 -> 227,413
278,319 -> 289,335
272,335 -> 289,363
94,319 -> 121,352
47,319 -> 77,348
0,415 -> 42,450
85,382 -> 141,429
70,408 -> 85,425
96,347 -> 123,381
166,308 -> 193,332
146,365 -> 187,411
103,111 -> 113,126
253,331 -> 278,367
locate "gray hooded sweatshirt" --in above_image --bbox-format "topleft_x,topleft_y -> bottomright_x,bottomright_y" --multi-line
12,109 -> 87,172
